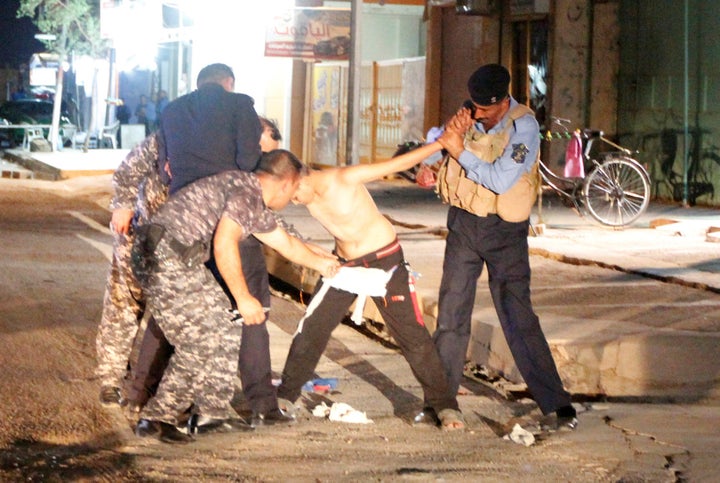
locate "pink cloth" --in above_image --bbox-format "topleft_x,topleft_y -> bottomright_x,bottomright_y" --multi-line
564,131 -> 585,178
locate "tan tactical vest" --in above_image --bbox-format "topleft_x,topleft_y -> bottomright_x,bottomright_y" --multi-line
437,104 -> 540,222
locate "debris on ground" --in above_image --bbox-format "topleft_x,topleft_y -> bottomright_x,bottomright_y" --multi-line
312,402 -> 374,424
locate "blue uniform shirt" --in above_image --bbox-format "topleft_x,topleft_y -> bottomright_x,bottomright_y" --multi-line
425,97 -> 540,195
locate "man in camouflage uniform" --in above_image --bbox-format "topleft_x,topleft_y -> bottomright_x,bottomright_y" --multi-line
95,133 -> 167,406
123,117 -> 296,418
154,64 -> 293,425
95,116 -> 289,411
133,150 -> 339,444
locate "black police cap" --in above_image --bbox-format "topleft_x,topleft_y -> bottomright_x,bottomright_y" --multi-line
467,64 -> 510,106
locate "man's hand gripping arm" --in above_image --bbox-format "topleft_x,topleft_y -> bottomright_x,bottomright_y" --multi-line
254,226 -> 340,278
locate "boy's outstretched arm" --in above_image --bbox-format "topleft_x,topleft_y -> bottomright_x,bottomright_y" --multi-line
337,141 -> 442,185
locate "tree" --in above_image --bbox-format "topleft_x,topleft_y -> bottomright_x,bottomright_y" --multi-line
17,0 -> 107,151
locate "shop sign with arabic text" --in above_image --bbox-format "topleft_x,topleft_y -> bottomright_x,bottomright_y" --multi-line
265,8 -> 351,61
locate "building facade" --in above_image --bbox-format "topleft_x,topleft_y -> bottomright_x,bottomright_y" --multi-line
101,0 -> 719,206
424,0 -> 719,206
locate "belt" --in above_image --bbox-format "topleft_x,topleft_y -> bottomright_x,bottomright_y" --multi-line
340,238 -> 401,267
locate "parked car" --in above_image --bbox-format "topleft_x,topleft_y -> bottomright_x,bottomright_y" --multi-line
0,98 -> 74,148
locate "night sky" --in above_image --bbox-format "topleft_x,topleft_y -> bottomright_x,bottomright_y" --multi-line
0,0 -> 44,68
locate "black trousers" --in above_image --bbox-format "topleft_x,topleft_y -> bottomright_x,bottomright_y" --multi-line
126,236 -> 278,414
433,207 -> 571,415
277,239 -> 458,414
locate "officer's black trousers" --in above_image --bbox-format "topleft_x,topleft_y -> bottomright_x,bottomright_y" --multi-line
433,207 -> 571,415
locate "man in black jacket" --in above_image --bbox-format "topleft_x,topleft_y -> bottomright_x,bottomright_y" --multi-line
159,63 -> 262,194
150,63 -> 292,426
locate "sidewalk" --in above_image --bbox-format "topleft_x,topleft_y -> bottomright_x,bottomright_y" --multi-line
2,147 -> 127,180
529,196 -> 720,291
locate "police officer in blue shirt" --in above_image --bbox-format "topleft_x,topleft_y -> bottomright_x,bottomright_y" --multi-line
420,64 -> 577,430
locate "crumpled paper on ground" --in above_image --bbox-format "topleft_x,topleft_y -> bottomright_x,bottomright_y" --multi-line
312,402 -> 374,424
503,423 -> 535,446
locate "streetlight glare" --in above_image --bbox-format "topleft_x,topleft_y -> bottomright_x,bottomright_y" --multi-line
34,33 -> 57,41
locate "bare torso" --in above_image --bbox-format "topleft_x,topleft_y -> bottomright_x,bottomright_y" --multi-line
305,169 -> 396,260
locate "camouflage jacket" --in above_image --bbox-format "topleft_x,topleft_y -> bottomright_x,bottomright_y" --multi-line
110,133 -> 168,226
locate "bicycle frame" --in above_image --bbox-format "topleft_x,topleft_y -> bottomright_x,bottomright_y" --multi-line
538,159 -> 584,212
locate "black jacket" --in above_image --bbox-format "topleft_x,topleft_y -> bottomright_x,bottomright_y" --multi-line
159,83 -> 262,194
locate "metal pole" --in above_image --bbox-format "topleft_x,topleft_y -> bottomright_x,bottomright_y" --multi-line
106,47 -> 116,126
345,0 -> 361,165
682,0 -> 689,206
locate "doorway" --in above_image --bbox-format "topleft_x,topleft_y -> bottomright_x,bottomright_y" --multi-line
511,18 -> 549,129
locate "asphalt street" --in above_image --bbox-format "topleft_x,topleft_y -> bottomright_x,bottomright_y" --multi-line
1,151 -> 719,480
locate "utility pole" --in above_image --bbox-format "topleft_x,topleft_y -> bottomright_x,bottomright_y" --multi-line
345,0 -> 361,165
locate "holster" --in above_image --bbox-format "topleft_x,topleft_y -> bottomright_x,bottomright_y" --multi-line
131,223 -> 209,282
167,238 -> 208,268
131,223 -> 165,283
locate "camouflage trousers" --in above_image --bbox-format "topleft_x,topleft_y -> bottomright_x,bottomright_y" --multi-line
95,230 -> 144,389
139,240 -> 241,425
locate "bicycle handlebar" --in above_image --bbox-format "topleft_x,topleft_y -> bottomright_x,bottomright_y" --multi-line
546,117 -> 636,155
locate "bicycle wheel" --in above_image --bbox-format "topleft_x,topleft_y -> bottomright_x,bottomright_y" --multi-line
582,157 -> 650,227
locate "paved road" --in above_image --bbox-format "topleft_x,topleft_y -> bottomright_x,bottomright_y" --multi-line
0,174 -> 718,481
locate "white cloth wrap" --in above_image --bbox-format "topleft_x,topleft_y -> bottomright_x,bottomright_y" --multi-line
296,265 -> 395,333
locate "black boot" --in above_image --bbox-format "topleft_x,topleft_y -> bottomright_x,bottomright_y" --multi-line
135,418 -> 193,444
555,405 -> 578,430
158,421 -> 194,444
251,408 -> 296,427
195,416 -> 255,434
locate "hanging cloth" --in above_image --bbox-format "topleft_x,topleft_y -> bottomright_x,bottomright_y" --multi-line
564,129 -> 585,178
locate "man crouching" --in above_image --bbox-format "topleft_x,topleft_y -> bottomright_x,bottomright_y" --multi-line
132,149 -> 339,444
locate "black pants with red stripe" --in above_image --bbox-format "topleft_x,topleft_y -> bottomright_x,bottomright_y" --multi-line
277,240 -> 458,414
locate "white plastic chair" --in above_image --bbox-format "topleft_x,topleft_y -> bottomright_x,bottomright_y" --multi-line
101,121 -> 120,149
60,124 -> 77,149
23,127 -> 45,150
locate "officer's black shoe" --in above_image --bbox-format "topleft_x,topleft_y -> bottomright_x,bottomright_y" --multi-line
135,418 -> 194,443
195,417 -> 255,434
412,407 -> 440,426
99,385 -> 124,407
251,408 -> 296,427
135,418 -> 160,438
158,422 -> 194,444
556,405 -> 579,431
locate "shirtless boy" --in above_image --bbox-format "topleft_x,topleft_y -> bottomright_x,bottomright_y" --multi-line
276,141 -> 465,430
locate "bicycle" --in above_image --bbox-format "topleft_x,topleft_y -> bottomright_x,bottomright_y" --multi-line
538,117 -> 651,228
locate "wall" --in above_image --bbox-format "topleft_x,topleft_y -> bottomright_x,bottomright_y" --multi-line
424,5 -> 501,131
588,1 -> 619,134
618,0 -> 720,206
188,2 -> 294,143
545,0 -> 589,170
356,3 -> 426,61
